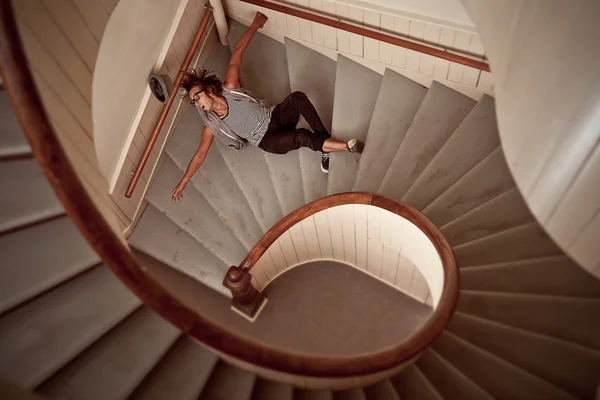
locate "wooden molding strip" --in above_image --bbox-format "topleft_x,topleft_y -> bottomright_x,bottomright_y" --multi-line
124,7 -> 213,198
241,0 -> 490,72
0,0 -> 458,378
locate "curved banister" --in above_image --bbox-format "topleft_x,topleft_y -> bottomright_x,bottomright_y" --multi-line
0,0 -> 458,378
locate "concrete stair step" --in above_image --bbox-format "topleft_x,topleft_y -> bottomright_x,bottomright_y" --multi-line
198,360 -> 256,400
294,388 -> 334,400
228,21 -> 304,217
332,388 -> 366,400
0,91 -> 30,158
129,335 -> 219,400
285,37 -> 335,204
166,108 -> 263,252
354,69 -> 427,193
328,56 -> 381,195
37,306 -> 180,400
204,35 -> 284,233
390,364 -> 442,400
145,157 -> 248,266
457,290 -> 600,351
423,147 -> 516,227
416,349 -> 493,400
0,216 -> 99,314
432,331 -> 576,400
402,95 -> 499,210
447,311 -> 600,398
459,256 -> 600,297
378,81 -> 475,200
0,159 -> 63,233
364,379 -> 400,400
128,204 -> 229,296
440,187 -> 533,247
0,266 -> 140,388
453,222 -> 563,267
250,378 -> 293,400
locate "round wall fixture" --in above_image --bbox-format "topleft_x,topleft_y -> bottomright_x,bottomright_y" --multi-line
148,73 -> 173,103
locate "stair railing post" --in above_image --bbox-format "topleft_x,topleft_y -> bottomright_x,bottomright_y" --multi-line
223,266 -> 264,318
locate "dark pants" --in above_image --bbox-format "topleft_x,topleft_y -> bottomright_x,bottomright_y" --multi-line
259,92 -> 331,154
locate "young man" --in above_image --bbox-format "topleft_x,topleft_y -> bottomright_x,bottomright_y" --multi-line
171,12 -> 363,202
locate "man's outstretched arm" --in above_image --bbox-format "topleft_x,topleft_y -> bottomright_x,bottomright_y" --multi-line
170,126 -> 214,202
223,12 -> 268,89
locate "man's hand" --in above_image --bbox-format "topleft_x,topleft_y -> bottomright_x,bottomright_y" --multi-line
170,181 -> 187,202
252,12 -> 268,29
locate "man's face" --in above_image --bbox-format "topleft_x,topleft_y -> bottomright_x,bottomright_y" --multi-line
189,86 -> 213,112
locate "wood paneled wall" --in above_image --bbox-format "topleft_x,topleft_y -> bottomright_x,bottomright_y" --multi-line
13,0 -> 123,232
222,0 -> 491,99
12,0 -> 218,235
250,204 -> 442,307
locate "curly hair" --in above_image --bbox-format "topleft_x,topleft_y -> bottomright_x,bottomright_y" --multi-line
179,68 -> 223,97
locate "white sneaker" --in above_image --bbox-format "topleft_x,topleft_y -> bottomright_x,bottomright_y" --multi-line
347,139 -> 364,154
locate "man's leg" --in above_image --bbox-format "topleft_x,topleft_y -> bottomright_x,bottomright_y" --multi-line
275,92 -> 330,137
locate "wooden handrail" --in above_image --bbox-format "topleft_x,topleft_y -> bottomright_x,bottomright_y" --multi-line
0,0 -> 458,378
124,7 -> 213,198
242,0 -> 490,72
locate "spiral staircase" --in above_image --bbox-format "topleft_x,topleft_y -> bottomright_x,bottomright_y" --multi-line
1,10 -> 600,400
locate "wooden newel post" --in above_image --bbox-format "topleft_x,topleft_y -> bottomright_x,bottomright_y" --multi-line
223,266 -> 264,318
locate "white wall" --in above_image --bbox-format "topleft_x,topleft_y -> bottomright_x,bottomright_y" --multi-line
332,0 -> 475,30
93,0 -> 185,182
222,0 -> 492,100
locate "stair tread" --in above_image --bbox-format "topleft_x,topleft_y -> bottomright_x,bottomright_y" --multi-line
0,266 -> 140,388
440,187 -> 533,247
364,379 -> 400,400
432,331 -> 577,400
285,37 -> 335,204
145,156 -> 248,266
448,311 -> 600,398
390,364 -> 442,400
128,204 -> 230,296
198,360 -> 256,400
129,335 -> 219,400
328,55 -> 381,195
229,21 -> 304,216
460,255 -> 600,297
37,306 -> 180,400
457,290 -> 600,351
378,81 -> 475,200
0,216 -> 99,314
251,378 -> 293,400
354,69 -> 427,193
402,95 -> 499,210
454,222 -> 563,267
166,109 -> 263,252
332,388 -> 366,400
423,147 -> 516,227
294,388 -> 334,400
416,348 -> 493,400
205,39 -> 283,233
0,91 -> 31,158
0,159 -> 63,233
